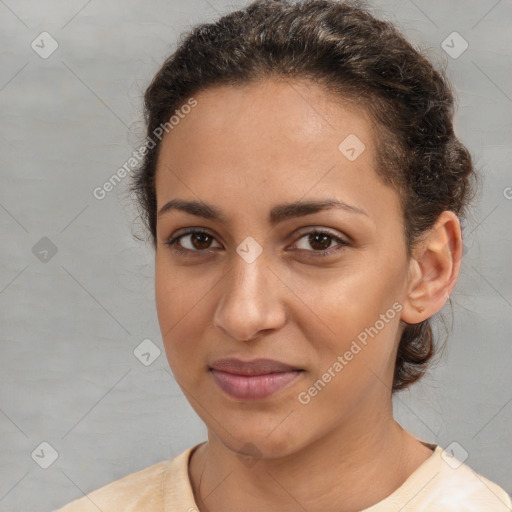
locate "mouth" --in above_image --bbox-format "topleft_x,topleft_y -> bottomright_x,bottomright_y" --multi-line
209,358 -> 304,400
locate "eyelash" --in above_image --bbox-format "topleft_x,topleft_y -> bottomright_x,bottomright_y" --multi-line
164,228 -> 349,257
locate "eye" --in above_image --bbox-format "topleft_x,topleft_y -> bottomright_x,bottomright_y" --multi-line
165,228 -> 222,254
165,227 -> 349,257
292,229 -> 349,256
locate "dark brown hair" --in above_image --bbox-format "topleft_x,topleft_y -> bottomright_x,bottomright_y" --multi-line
131,0 -> 476,390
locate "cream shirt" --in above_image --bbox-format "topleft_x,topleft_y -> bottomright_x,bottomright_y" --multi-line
56,443 -> 512,511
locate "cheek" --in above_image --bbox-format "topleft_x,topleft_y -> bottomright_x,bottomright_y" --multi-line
154,257 -> 215,376
289,254 -> 404,378
291,260 -> 400,336
154,254 -> 208,329
154,259 -> 194,360
293,284 -> 401,419
155,263 -> 179,333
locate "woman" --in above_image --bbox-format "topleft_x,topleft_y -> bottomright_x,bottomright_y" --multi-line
57,0 -> 511,510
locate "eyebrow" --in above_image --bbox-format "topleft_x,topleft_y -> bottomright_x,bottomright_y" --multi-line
157,198 -> 368,226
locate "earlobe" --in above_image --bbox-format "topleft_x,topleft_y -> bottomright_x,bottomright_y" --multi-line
401,211 -> 462,325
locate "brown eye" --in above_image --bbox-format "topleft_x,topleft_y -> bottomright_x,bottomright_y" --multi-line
307,233 -> 333,251
189,232 -> 213,250
293,230 -> 349,256
166,229 -> 222,254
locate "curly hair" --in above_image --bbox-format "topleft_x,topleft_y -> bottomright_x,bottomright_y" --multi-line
130,0 -> 476,391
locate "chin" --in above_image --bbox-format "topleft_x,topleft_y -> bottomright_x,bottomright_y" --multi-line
211,419 -> 307,461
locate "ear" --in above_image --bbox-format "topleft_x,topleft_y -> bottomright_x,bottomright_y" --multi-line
401,211 -> 463,324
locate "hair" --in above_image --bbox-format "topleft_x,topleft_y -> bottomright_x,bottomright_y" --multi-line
130,0 -> 477,391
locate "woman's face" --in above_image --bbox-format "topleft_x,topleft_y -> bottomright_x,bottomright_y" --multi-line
154,79 -> 411,458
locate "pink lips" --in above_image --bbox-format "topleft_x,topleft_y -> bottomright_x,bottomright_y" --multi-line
209,358 -> 303,400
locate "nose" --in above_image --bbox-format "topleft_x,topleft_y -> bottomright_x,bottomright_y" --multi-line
212,251 -> 287,342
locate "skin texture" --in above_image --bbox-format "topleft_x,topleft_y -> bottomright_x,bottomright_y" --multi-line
153,79 -> 462,512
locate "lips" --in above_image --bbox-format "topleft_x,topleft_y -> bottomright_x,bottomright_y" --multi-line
210,358 -> 300,376
209,358 -> 303,400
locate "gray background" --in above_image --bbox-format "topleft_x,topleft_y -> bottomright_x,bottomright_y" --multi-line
0,0 -> 511,510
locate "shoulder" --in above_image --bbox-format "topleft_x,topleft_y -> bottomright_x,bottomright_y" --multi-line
54,446 -> 195,512
432,447 -> 511,511
366,445 -> 512,511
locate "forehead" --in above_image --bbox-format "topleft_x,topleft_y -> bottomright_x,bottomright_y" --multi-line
157,78 -> 373,165
154,79 -> 399,224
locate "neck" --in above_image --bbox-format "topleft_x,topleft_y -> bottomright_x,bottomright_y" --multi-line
189,398 -> 432,512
